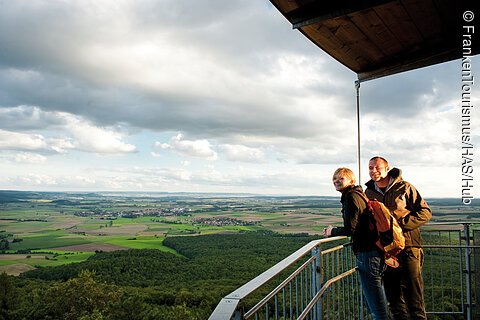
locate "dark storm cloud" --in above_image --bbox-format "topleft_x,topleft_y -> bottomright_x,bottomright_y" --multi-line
0,1 -> 332,137
0,0 -> 467,147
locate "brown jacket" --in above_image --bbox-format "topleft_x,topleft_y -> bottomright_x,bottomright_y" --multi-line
365,168 -> 432,247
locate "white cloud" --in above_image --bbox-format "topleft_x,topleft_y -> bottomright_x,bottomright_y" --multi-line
16,173 -> 58,186
0,128 -> 77,155
0,130 -> 47,150
219,144 -> 266,163
63,114 -> 136,154
0,151 -> 47,164
48,137 -> 76,154
0,106 -> 136,155
13,152 -> 47,164
361,107 -> 458,167
155,133 -> 217,160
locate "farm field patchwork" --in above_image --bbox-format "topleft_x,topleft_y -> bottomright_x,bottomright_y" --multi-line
1,191 -> 480,275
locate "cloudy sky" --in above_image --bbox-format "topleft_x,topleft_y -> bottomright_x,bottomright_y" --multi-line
0,0 -> 478,198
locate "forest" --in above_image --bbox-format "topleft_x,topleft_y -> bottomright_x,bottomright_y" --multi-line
1,231 -> 319,320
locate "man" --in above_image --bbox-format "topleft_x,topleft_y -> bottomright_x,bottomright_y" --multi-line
365,156 -> 432,320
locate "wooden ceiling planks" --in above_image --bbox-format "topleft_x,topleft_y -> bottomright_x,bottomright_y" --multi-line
325,16 -> 386,68
373,2 -> 423,50
348,8 -> 404,58
302,24 -> 365,70
269,0 -> 474,81
401,0 -> 443,41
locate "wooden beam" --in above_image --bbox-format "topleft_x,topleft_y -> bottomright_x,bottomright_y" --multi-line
286,0 -> 397,29
358,46 -> 461,81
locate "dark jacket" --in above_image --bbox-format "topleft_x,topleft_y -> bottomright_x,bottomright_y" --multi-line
365,167 -> 432,247
331,185 -> 378,253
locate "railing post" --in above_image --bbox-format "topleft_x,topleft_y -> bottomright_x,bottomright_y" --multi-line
233,310 -> 242,320
474,230 -> 480,318
464,223 -> 473,320
312,244 -> 323,319
359,268 -> 365,320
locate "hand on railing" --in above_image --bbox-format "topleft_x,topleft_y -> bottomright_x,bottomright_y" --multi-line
323,225 -> 334,237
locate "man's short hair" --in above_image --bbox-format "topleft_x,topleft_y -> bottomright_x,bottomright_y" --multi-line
369,156 -> 389,166
333,167 -> 356,185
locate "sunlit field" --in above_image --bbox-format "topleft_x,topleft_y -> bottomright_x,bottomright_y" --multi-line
1,191 -> 479,275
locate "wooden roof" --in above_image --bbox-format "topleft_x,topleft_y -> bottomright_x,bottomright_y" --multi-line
270,0 -> 478,81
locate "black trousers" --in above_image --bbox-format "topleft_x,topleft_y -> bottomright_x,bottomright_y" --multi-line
383,247 -> 426,320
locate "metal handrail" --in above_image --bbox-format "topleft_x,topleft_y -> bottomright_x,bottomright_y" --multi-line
210,222 -> 480,320
244,255 -> 316,318
208,236 -> 348,320
423,245 -> 480,249
297,267 -> 358,320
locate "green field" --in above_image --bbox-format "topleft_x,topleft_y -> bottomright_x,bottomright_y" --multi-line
1,191 -> 480,275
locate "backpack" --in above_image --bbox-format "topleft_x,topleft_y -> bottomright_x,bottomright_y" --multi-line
352,190 -> 405,268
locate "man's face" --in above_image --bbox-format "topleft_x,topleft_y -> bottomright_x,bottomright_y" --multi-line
368,158 -> 389,182
332,174 -> 354,192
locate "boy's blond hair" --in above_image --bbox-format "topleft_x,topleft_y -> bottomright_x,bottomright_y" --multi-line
332,167 -> 356,185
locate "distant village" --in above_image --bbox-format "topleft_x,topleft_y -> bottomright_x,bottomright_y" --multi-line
73,207 -> 258,227
74,207 -> 191,219
193,217 -> 258,227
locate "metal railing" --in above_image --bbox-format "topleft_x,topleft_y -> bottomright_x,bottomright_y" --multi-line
209,223 -> 480,320
422,223 -> 477,319
209,236 -> 366,320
